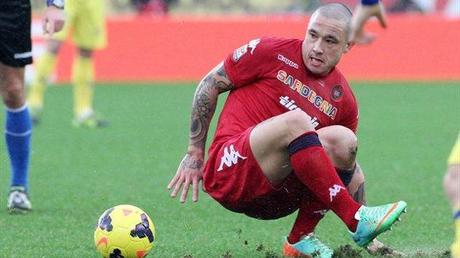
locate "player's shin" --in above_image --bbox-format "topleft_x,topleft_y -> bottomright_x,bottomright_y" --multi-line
72,56 -> 94,118
288,196 -> 326,244
5,104 -> 32,190
288,132 -> 360,231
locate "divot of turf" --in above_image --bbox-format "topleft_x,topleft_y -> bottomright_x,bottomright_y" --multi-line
332,244 -> 363,258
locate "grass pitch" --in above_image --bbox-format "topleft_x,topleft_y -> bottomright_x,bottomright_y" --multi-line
0,81 -> 458,257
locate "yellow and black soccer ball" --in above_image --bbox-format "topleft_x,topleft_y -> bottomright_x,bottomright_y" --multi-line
94,204 -> 155,258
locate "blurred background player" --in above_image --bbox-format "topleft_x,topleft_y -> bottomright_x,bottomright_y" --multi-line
444,133 -> 460,258
350,0 -> 387,44
28,0 -> 108,128
349,2 -> 407,255
0,0 -> 64,213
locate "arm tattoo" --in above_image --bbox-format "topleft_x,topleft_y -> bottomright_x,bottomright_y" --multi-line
189,64 -> 234,150
181,154 -> 204,170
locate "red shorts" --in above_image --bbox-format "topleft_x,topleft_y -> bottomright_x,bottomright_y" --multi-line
203,127 -> 311,220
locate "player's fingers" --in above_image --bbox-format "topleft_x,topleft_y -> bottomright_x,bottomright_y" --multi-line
192,178 -> 199,202
168,161 -> 185,189
42,18 -> 49,35
180,179 -> 191,203
55,20 -> 65,32
170,176 -> 184,198
47,21 -> 56,36
167,172 -> 180,189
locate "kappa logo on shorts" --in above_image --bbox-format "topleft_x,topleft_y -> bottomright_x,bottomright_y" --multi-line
329,184 -> 345,202
217,144 -> 247,172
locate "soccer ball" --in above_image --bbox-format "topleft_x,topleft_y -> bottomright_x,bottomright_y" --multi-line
94,204 -> 156,258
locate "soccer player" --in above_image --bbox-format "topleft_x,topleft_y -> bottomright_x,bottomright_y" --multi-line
28,0 -> 108,128
0,0 -> 64,213
444,133 -> 460,258
168,3 -> 407,257
350,0 -> 387,44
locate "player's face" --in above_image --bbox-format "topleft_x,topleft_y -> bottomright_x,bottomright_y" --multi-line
302,13 -> 351,76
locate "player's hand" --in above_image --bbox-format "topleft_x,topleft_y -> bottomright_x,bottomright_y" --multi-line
367,239 -> 406,257
350,2 -> 387,45
168,153 -> 204,203
42,6 -> 65,36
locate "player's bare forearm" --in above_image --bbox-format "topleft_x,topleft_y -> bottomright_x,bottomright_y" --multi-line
188,62 -> 234,153
168,63 -> 234,203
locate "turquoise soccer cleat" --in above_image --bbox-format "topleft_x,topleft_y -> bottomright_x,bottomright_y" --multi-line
351,201 -> 407,247
283,234 -> 333,258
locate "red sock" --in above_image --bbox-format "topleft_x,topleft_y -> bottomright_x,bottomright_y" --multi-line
288,132 -> 360,231
288,195 -> 326,244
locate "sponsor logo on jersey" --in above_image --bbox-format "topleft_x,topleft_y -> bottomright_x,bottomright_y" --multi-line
248,39 -> 260,54
331,85 -> 343,101
277,54 -> 299,69
232,38 -> 261,62
277,70 -> 338,120
217,144 -> 247,171
329,184 -> 345,202
279,96 -> 320,128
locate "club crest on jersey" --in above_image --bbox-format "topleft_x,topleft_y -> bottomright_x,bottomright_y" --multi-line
331,85 -> 343,101
232,39 -> 261,62
277,70 -> 338,120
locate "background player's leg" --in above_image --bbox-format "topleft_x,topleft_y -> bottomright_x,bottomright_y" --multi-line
72,48 -> 94,121
444,135 -> 460,258
0,63 -> 32,212
28,39 -> 62,123
71,0 -> 107,128
72,48 -> 108,128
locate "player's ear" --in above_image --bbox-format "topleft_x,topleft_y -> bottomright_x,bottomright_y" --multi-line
344,41 -> 355,53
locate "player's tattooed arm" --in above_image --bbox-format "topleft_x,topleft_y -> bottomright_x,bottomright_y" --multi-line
188,62 -> 234,153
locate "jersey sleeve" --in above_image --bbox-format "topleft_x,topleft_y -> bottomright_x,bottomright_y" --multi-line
223,38 -> 273,88
339,82 -> 359,133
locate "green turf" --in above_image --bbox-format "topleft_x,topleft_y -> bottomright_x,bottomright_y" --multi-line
0,81 -> 458,257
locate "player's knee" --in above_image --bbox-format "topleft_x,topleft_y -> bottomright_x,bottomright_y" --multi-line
318,125 -> 357,169
78,48 -> 93,58
282,109 -> 316,139
2,81 -> 25,108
